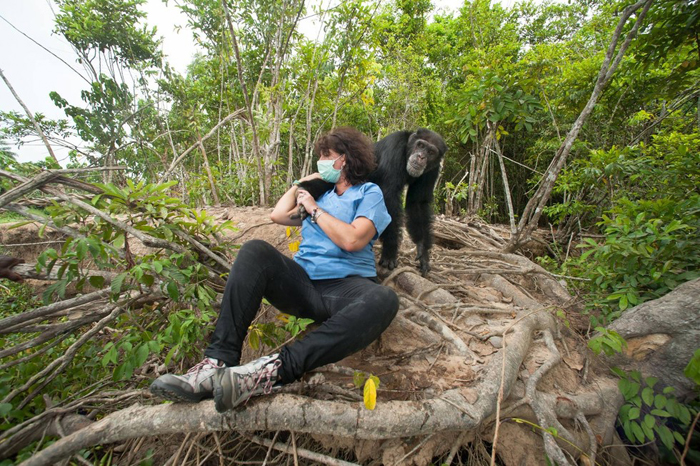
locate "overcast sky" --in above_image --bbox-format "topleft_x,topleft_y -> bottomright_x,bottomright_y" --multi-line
0,0 -> 515,164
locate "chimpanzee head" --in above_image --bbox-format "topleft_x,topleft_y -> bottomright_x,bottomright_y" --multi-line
405,129 -> 447,178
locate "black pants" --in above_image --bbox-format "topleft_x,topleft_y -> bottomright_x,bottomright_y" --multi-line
205,240 -> 399,384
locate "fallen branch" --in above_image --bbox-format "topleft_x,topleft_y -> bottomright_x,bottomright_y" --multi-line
247,434 -> 359,466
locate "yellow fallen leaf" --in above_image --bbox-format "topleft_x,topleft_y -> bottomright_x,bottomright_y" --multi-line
364,378 -> 377,410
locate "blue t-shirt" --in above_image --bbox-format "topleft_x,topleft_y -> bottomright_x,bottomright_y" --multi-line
294,182 -> 391,279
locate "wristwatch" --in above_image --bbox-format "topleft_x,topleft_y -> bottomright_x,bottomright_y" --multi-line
310,208 -> 324,223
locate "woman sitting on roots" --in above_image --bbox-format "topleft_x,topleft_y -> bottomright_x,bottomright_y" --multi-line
150,126 -> 399,412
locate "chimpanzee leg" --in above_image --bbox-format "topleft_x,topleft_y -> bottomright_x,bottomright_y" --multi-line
378,186 -> 404,270
405,170 -> 439,276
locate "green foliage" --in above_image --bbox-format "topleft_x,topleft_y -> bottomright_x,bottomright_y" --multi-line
450,72 -> 541,143
615,369 -> 696,452
685,349 -> 700,387
247,313 -> 314,351
54,0 -> 161,68
576,196 -> 699,324
35,179 -> 233,304
0,180 -> 233,427
588,327 -> 626,356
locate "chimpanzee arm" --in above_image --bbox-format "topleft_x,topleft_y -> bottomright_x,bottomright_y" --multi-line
405,168 -> 439,275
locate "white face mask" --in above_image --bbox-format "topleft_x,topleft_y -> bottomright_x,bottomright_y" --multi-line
317,155 -> 343,183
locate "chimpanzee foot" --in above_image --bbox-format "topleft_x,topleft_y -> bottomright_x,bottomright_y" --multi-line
418,259 -> 431,277
379,257 -> 398,270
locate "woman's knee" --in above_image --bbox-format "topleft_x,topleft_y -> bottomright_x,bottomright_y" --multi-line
367,285 -> 399,321
236,240 -> 275,261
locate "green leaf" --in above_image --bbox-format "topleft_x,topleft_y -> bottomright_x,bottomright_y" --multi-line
683,349 -> 700,385
88,275 -> 105,288
164,346 -> 178,366
76,239 -> 88,260
135,344 -> 149,367
641,387 -> 654,406
678,405 -> 691,425
111,272 -> 127,294
249,330 -> 260,350
673,431 -> 686,445
139,274 -> 155,287
166,281 -> 179,300
628,407 -> 640,420
650,409 -> 671,417
148,340 -> 160,353
631,422 -> 646,443
622,420 -> 633,442
353,371 -> 366,388
641,421 -> 654,441
0,403 -> 12,417
654,394 -> 667,409
656,425 -> 674,450
645,377 -> 658,389
644,414 -> 655,428
101,345 -> 118,367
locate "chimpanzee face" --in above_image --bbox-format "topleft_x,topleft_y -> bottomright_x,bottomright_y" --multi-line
406,134 -> 442,178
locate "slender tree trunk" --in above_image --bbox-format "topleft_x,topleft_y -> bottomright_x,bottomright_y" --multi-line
468,124 -> 495,216
467,150 -> 478,214
197,131 -> 220,206
222,0 -> 266,204
504,0 -> 653,253
0,69 -> 61,167
494,138 -> 516,235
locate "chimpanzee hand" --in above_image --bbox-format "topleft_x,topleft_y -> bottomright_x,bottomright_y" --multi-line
0,255 -> 24,282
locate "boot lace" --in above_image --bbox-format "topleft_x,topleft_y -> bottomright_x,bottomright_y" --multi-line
185,357 -> 222,388
241,359 -> 282,404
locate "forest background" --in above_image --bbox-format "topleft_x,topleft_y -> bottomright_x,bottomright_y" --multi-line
0,0 -> 699,464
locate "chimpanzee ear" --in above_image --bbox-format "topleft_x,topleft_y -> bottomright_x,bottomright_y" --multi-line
407,132 -> 418,147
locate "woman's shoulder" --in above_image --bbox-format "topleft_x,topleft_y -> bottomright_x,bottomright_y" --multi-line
356,182 -> 382,194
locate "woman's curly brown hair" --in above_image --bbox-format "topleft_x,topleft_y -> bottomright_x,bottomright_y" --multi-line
314,127 -> 376,185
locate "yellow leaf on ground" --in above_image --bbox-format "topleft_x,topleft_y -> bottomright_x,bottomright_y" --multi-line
364,378 -> 377,410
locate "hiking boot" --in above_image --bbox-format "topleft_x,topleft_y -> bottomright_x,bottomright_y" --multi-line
212,354 -> 282,412
150,357 -> 224,403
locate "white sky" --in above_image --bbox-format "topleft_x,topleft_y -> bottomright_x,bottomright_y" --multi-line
0,0 -> 516,164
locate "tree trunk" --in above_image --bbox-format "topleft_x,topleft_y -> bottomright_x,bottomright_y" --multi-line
504,0 -> 654,253
222,0 -> 266,204
197,131 -> 220,206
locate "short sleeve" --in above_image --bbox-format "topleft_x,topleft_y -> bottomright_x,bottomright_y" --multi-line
354,184 -> 392,239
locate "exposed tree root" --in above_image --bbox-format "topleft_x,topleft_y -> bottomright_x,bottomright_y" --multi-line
17,305 -> 581,466
1,196 -> 623,466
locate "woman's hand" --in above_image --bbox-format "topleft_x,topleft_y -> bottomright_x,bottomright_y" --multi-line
296,189 -> 318,214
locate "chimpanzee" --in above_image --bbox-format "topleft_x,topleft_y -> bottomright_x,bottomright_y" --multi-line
370,129 -> 447,276
289,129 -> 447,275
290,178 -> 336,220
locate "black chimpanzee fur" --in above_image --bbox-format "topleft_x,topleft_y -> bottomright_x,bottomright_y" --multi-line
290,129 -> 447,275
369,129 -> 447,276
292,178 -> 335,219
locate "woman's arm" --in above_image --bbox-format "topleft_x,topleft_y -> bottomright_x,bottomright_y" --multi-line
270,173 -> 323,226
316,214 -> 376,252
297,191 -> 376,252
270,185 -> 302,226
